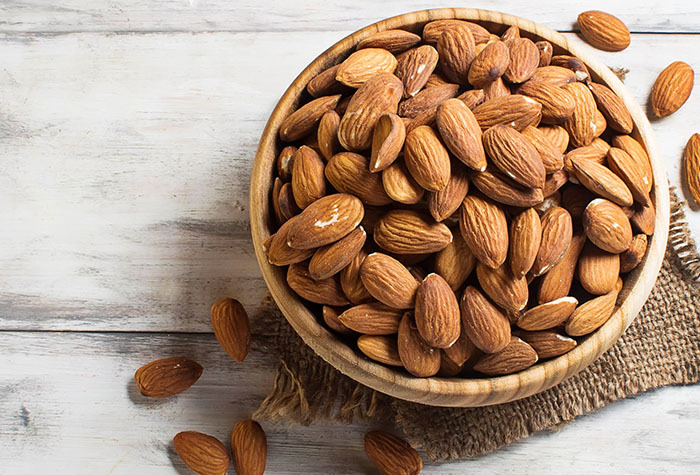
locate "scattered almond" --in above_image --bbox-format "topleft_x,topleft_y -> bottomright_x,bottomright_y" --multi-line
135,357 -> 203,398
211,298 -> 251,362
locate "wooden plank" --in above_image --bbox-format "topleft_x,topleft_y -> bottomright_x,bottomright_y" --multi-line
1,1 -> 700,34
0,31 -> 698,332
0,331 -> 699,473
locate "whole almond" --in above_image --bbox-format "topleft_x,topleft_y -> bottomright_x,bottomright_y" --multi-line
593,109 -> 607,138
460,194 -> 509,268
425,72 -> 451,88
584,198 -> 633,253
338,73 -> 403,151
438,350 -> 466,377
577,241 -> 620,295
563,82 -> 597,147
423,19 -> 491,45
307,65 -> 350,98
395,45 -> 440,98
279,94 -> 341,142
271,177 -> 286,224
651,61 -> 694,117
472,95 -> 542,131
364,431 -> 423,475
510,208 -> 542,278
577,10 -> 630,52
231,420 -> 267,475
287,193 -> 364,250
317,110 -> 341,161
515,330 -> 577,359
340,249 -> 373,304
382,160 -> 425,204
483,76 -> 511,101
570,157 -> 634,207
631,203 -> 656,235
374,209 -> 452,254
438,25 -> 476,85
276,182 -> 300,223
336,48 -> 397,88
476,262 -> 529,313
287,262 -> 349,306
516,296 -> 578,331
325,152 -> 392,205
291,146 -> 326,209
536,40 -> 553,67
323,305 -> 353,334
538,233 -> 586,303
612,135 -> 653,193
550,55 -> 590,81
357,335 -> 403,366
276,145 -> 296,182
405,106 -> 438,134
473,336 -> 538,375
360,252 -> 419,309
266,216 -> 314,266
211,298 -> 251,362
520,126 -> 564,173
529,66 -> 576,87
371,113 -> 406,172
434,231 -> 476,291
500,25 -> 520,44
483,124 -> 546,189
174,431 -> 230,475
457,88 -> 486,109
532,206 -> 573,276
538,125 -> 570,153
428,163 -> 470,222
563,145 -> 607,175
607,147 -> 651,205
436,98 -> 487,170
518,80 -> 575,125
589,83 -> 633,134
620,234 -> 648,273
309,226 -> 366,280
398,312 -> 441,377
134,357 -> 203,398
415,273 -> 461,348
543,170 -> 569,198
460,286 -> 512,354
565,279 -> 622,336
357,29 -> 422,54
684,133 -> 700,205
403,125 -> 452,191
471,169 -> 544,207
505,37 -> 539,83
399,83 -> 460,118
468,40 -> 510,87
338,302 -> 404,335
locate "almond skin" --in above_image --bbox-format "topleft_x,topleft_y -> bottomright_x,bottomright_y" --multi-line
427,163 -> 470,222
360,252 -> 419,309
395,45 -> 440,98
276,145 -> 296,182
371,113 -> 405,172
307,65 -> 350,98
364,431 -> 423,475
457,88 -> 485,109
423,19 -> 491,45
317,110 -> 341,161
577,242 -> 621,295
473,336 -> 538,375
438,24 -> 476,85
651,61 -> 694,117
460,194 -> 509,269
279,94 -> 341,142
382,160 -> 425,204
607,147 -> 651,206
460,286 -> 512,354
308,226 -> 366,280
134,357 -> 203,398
516,296 -> 578,331
211,298 -> 251,362
612,135 -> 653,193
620,234 -> 648,273
436,98 -> 487,171
536,40 -> 553,67
684,133 -> 700,205
539,125 -> 570,154
340,249 -> 373,304
325,152 -> 392,206
398,312 -> 441,377
517,81 -> 575,125
287,262 -> 349,306
357,335 -> 403,366
266,215 -> 315,266
434,231 -> 476,291
515,330 -> 577,359
538,233 -> 586,304
577,10 -> 630,52
631,203 -> 656,236
275,182 -> 300,223
287,193 -> 364,250
357,29 -> 422,54
532,206 -> 573,276
399,83 -> 460,118
415,273 -> 461,348
468,40 -> 510,87
570,157 -> 634,207
483,124 -> 546,189
476,262 -> 529,313
550,55 -> 590,81
589,82 -> 633,134
231,420 -> 267,475
529,66 -> 576,87
338,302 -> 404,335
471,169 -> 544,207
483,76 -> 511,101
322,305 -> 354,334
173,431 -> 230,475
374,209 -> 453,254
291,146 -> 326,209
472,95 -> 542,131
563,82 -> 598,147
584,198 -> 633,253
504,37 -> 539,83
510,208 -> 542,278
336,48 -> 397,88
565,279 -> 622,336
521,126 -> 565,173
404,125 -> 451,191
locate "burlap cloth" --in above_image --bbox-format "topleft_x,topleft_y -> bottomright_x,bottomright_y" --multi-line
252,191 -> 700,461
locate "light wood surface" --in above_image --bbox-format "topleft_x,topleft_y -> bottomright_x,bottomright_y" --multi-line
250,8 -> 669,408
1,0 -> 699,472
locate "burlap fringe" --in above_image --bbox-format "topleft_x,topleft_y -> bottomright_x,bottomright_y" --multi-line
669,188 -> 700,281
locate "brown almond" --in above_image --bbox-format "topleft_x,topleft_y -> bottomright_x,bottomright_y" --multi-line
276,145 -> 296,181
403,125 -> 451,191
397,312 -> 441,377
276,182 -> 300,223
338,302 -> 404,335
589,82 -> 633,134
267,216 -> 314,266
287,193 -> 364,249
516,296 -> 578,331
425,72 -> 451,88
460,194 -> 509,268
471,169 -> 544,207
684,133 -> 700,205
423,19 -> 491,45
577,10 -> 630,52
231,420 -> 267,475
550,55 -> 590,81
563,82 -> 597,147
374,209 -> 452,254
134,357 -> 203,398
473,336 -> 538,375
529,66 -> 577,87
620,234 -> 648,273
325,152 -> 392,205
651,61 -> 694,117
287,262 -> 349,306
477,262 -> 529,313
468,40 -> 510,87
565,279 -> 621,336
271,177 -> 285,224
520,125 -> 565,173
538,125 -> 570,153
570,157 -> 634,207
436,98 -> 487,170
607,147 -> 651,205
612,135 -> 653,193
405,106 -> 438,134
457,88 -> 486,109
428,163 -> 470,222
307,65 -> 350,98
577,241 -> 620,295
505,37 -> 539,83
357,29 -> 422,54
371,113 -> 406,172
460,286 -> 512,354
340,249 -> 373,304
438,25 -> 476,85
483,76 -> 511,101
483,124 -> 546,189
515,330 -> 577,359
583,198 -> 633,253
472,94 -> 542,131
563,145 -> 607,174
174,431 -> 230,475
518,80 -> 576,124
434,231 -> 476,291
631,203 -> 656,235
360,252 -> 419,309
414,273 -> 461,348
357,335 -> 403,366
382,160 -> 425,204
538,233 -> 586,303
399,83 -> 460,118
535,40 -> 553,67
291,145 -> 326,209
532,206 -> 573,276
593,109 -> 607,138
543,170 -> 569,198
279,94 -> 341,142
309,226 -> 366,280
317,110 -> 341,161
336,48 -> 397,88
500,25 -> 520,44
364,431 -> 423,475
395,45 -> 440,98
322,305 -> 353,334
510,208 -> 542,278
211,298 -> 251,362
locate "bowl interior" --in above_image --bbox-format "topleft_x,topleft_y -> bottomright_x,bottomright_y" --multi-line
250,8 -> 670,407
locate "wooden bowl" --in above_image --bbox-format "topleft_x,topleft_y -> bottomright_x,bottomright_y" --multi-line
250,8 -> 669,407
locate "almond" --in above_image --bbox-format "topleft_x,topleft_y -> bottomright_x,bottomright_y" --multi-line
322,305 -> 353,334
357,29 -> 422,54
415,273 -> 461,348
550,55 -> 590,81
287,262 -> 349,306
589,82 -> 633,134
340,249 -> 373,304
500,25 -> 520,44
437,24 -> 476,85
563,145 -> 607,174
473,336 -> 538,375
317,110 -> 341,161
279,94 -> 341,142
425,72 -> 451,88
577,10 -> 630,52
593,109 -> 607,138
532,206 -> 573,276
371,113 -> 406,172
395,45 -> 439,98
517,80 -> 576,124
276,145 -> 296,181
543,170 -> 569,197
382,160 -> 425,204
291,146 -> 326,209
405,106 -> 438,134
535,40 -> 553,67
443,327 -> 477,367
309,226 -> 366,280
529,66 -> 577,87
457,88 -> 485,109
472,94 -> 542,131
651,61 -> 694,117
271,178 -> 285,224
684,133 -> 700,205
397,312 -> 441,377
483,76 -> 511,101
173,431 -> 230,475
468,40 -> 510,87
399,83 -> 460,118
231,420 -> 267,475
620,234 -> 648,273
577,241 -> 620,295
631,203 -> 656,235
364,431 -> 423,475
338,302 -> 404,335
275,182 -> 300,223
538,233 -> 586,303
325,152 -> 392,205
287,193 -> 364,250
357,335 -> 403,366
438,350 -> 466,376
538,125 -> 570,153
460,286 -> 512,354
435,98 -> 487,170
460,194 -> 509,268
607,147 -> 651,205
483,124 -> 546,189
562,82 -> 597,147
515,330 -> 577,359
134,357 -> 203,398
471,169 -> 544,207
423,19 -> 490,44
509,208 -> 542,278
583,198 -> 633,253
516,296 -> 578,331
427,162 -> 470,222
267,216 -> 314,266
374,209 -> 452,254
403,125 -> 451,191
565,279 -> 622,336
570,157 -> 634,207
336,48 -> 397,88
360,252 -> 419,309
434,231 -> 476,291
211,298 -> 251,362
307,65 -> 350,98
520,125 -> 565,173
611,135 -> 653,193
505,37 -> 539,83
338,73 -> 403,151
476,262 -> 529,313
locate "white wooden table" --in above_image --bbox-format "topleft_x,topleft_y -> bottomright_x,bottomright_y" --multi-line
2,1 -> 700,473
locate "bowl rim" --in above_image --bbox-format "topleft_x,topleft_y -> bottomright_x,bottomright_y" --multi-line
249,8 -> 670,407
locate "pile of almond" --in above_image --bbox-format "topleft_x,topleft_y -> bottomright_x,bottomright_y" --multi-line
265,18 -> 658,378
